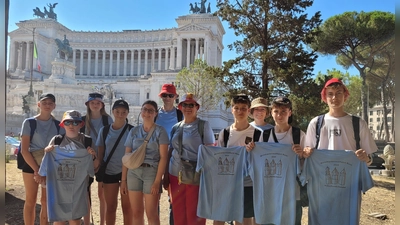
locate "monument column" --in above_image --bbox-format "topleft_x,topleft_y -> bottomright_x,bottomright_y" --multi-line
79,49 -> 84,75
151,49 -> 155,72
87,49 -> 92,76
116,50 -> 120,76
176,37 -> 182,69
72,49 -> 76,67
186,38 -> 191,68
165,48 -> 169,70
195,38 -> 199,59
94,50 -> 99,76
17,42 -> 23,70
102,50 -> 106,76
9,42 -> 16,71
144,49 -> 148,75
123,50 -> 127,76
158,48 -> 162,70
130,50 -> 134,76
109,50 -> 114,76
170,47 -> 175,70
137,50 -> 141,76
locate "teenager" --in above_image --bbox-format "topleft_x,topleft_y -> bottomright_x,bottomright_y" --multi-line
20,93 -> 64,225
249,97 -> 273,131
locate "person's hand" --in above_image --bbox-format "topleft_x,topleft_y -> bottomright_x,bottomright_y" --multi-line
120,180 -> 128,195
151,180 -> 161,195
302,146 -> 314,158
245,141 -> 255,152
292,144 -> 303,158
44,145 -> 55,152
355,149 -> 370,162
93,158 -> 101,172
87,146 -> 96,156
162,173 -> 170,191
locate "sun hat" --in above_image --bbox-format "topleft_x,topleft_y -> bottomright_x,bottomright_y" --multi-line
60,110 -> 83,127
250,97 -> 269,109
85,92 -> 104,106
39,93 -> 56,102
158,84 -> 178,96
178,93 -> 200,107
112,99 -> 129,111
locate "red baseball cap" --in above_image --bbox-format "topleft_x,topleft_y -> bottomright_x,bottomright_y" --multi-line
159,84 -> 177,96
320,78 -> 349,102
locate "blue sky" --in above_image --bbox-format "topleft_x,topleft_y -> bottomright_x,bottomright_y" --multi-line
8,0 -> 394,76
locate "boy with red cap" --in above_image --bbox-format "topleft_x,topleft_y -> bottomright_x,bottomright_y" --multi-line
301,78 -> 377,225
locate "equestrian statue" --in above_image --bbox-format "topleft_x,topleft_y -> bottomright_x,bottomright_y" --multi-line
32,3 -> 58,20
55,35 -> 73,60
189,0 -> 211,14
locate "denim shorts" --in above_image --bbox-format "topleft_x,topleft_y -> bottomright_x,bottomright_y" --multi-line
127,165 -> 162,194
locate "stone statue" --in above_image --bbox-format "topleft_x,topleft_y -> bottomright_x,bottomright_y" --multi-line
22,95 -> 30,115
189,3 -> 200,14
207,2 -> 211,13
200,0 -> 206,13
379,145 -> 395,171
46,3 -> 58,20
55,35 -> 73,60
33,7 -> 46,18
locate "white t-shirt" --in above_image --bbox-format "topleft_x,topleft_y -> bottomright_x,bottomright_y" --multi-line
305,114 -> 377,154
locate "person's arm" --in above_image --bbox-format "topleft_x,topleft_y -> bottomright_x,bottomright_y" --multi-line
152,143 -> 169,195
120,146 -> 131,195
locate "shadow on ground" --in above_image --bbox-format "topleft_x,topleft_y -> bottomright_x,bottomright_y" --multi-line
5,191 -> 42,225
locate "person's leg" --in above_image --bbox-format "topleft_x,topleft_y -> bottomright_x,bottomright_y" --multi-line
97,181 -> 106,225
128,191 -> 145,225
213,221 -> 225,225
39,186 -> 48,225
169,174 -> 187,225
68,219 -> 81,225
103,182 -> 120,225
120,185 -> 133,225
144,193 -> 161,225
295,200 -> 302,225
185,184 -> 205,225
53,221 -> 66,225
83,178 -> 93,225
237,187 -> 255,225
22,170 -> 39,225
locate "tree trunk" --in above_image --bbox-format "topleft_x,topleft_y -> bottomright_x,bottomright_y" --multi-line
361,72 -> 369,123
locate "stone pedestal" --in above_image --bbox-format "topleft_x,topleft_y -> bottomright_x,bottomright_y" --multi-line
47,58 -> 77,84
379,169 -> 395,177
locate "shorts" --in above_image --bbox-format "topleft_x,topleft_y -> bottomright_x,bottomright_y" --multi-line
22,161 -> 35,174
127,165 -> 161,194
243,186 -> 255,218
103,172 -> 122,184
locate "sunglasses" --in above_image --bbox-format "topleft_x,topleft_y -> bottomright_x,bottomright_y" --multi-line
182,103 -> 196,108
63,120 -> 81,126
161,93 -> 175,98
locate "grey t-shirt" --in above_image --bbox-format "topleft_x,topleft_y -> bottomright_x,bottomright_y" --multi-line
39,134 -> 94,222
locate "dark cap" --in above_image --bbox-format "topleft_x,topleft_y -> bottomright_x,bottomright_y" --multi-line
112,99 -> 129,111
39,93 -> 56,102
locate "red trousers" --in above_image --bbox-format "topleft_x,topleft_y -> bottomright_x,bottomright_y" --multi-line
169,175 -> 206,225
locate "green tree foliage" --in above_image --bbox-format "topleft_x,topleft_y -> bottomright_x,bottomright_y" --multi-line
212,0 -> 322,100
176,59 -> 224,112
311,11 -> 395,123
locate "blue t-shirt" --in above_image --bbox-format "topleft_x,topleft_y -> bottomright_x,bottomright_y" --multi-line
299,149 -> 374,225
248,142 -> 300,225
196,145 -> 247,223
39,143 -> 94,222
85,116 -> 113,153
96,122 -> 131,175
21,117 -> 65,152
155,107 -> 180,139
168,118 -> 215,177
124,124 -> 169,167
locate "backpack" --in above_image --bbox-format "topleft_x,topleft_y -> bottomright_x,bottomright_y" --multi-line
80,115 -> 110,134
171,119 -> 206,144
315,114 -> 360,150
53,134 -> 92,148
17,118 -> 61,169
154,107 -> 183,123
222,126 -> 262,147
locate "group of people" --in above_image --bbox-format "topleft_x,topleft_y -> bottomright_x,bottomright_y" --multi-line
18,78 -> 377,225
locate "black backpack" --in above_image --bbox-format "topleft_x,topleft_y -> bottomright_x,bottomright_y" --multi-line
17,118 -> 61,169
53,134 -> 92,148
155,107 -> 183,123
